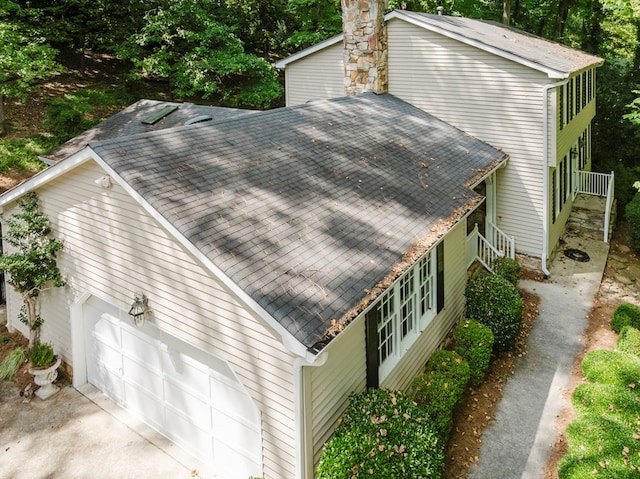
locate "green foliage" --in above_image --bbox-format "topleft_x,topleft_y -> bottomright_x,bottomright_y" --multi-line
317,388 -> 444,479
0,192 -> 65,347
625,192 -> 640,251
0,346 -> 26,380
407,349 -> 470,441
44,94 -> 94,138
581,349 -> 640,389
465,273 -> 523,353
561,375 -> 640,478
559,413 -> 640,478
491,257 -> 522,286
0,20 -> 60,101
0,136 -> 53,173
285,0 -> 342,48
454,319 -> 494,386
29,342 -> 54,368
610,302 -> 640,333
119,0 -> 282,108
617,326 -> 640,357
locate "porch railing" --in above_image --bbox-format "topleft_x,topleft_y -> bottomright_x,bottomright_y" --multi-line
575,170 -> 615,242
466,223 -> 514,272
487,219 -> 515,260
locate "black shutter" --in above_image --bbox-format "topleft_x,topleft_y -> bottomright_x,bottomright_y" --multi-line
437,242 -> 445,313
365,308 -> 379,389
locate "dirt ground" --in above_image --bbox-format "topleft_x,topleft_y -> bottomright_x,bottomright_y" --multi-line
1,50 -> 638,478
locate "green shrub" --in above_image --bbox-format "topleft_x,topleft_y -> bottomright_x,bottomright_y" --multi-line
0,346 -> 26,380
316,388 -> 444,479
617,326 -> 640,357
581,349 -> 640,389
465,273 -> 523,353
559,413 -> 640,479
407,349 -> 471,441
454,319 -> 494,386
491,257 -> 522,286
610,302 -> 640,333
29,342 -> 55,368
625,191 -> 640,251
572,382 -> 640,421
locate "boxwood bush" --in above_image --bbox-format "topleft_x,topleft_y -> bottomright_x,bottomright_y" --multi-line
407,349 -> 470,441
610,302 -> 640,333
625,191 -> 640,250
490,257 -> 522,286
581,349 -> 640,389
454,319 -> 494,386
316,388 -> 444,479
617,326 -> 640,357
465,273 -> 523,353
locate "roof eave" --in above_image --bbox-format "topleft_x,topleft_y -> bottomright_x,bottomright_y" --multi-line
274,34 -> 343,69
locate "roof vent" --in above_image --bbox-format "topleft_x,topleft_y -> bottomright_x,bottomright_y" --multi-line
142,105 -> 178,125
184,115 -> 213,125
437,5 -> 444,15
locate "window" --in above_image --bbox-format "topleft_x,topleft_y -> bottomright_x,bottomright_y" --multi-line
365,244 -> 442,386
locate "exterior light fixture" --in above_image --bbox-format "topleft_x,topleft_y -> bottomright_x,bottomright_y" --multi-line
95,175 -> 112,188
128,292 -> 150,327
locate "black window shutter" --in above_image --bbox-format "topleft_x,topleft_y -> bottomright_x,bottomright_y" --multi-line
365,308 -> 379,389
437,242 -> 445,313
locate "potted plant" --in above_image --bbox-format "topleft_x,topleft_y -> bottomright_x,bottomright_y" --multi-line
28,342 -> 61,400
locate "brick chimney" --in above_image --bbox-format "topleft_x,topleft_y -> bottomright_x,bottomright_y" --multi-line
342,0 -> 388,95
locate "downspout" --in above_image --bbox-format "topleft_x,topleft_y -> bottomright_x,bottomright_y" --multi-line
294,350 -> 328,479
542,78 -> 570,277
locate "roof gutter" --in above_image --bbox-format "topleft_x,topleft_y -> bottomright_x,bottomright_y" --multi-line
541,78 -> 570,278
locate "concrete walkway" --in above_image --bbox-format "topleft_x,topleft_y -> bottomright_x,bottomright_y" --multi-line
469,233 -> 610,479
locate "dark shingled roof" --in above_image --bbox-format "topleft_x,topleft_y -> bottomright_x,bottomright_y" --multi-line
89,93 -> 507,351
396,12 -> 602,75
43,99 -> 253,163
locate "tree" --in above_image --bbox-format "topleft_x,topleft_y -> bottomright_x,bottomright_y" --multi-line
0,16 -> 60,135
119,0 -> 282,108
0,193 -> 65,349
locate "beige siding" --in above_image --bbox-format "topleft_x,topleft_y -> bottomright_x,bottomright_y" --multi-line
285,42 -> 344,106
3,160 -> 298,479
307,220 -> 468,473
387,19 -> 550,257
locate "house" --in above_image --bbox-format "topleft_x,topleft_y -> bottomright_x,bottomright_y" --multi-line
275,3 -> 610,275
0,93 -> 507,478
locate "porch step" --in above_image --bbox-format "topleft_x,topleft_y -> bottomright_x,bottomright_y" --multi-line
566,195 -> 616,240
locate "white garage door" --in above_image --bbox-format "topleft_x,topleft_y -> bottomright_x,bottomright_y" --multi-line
83,297 -> 262,479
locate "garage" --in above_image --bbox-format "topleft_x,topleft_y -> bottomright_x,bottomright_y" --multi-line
82,296 -> 262,479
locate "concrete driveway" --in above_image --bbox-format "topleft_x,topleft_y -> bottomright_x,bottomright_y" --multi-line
0,381 -> 215,479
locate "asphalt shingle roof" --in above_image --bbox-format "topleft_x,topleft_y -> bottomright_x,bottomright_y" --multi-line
90,93 -> 507,351
396,11 -> 603,75
43,99 -> 253,162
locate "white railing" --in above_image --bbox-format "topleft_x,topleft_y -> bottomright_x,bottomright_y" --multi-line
466,224 -> 510,272
487,219 -> 515,260
603,171 -> 615,243
574,170 -> 615,243
575,170 -> 612,197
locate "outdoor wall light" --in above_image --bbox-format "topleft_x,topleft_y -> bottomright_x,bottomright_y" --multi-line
128,292 -> 150,327
94,175 -> 112,189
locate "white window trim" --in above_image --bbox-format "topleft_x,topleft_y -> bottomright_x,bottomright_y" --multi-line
377,250 -> 437,381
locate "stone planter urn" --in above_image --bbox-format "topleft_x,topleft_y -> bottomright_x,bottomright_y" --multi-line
29,357 -> 62,400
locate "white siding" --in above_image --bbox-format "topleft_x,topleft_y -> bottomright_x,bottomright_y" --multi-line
285,42 -> 344,106
306,220 -> 468,473
387,19 -> 550,257
2,160 -> 298,479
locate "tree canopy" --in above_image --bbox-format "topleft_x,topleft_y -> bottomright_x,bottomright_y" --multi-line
2,0 -> 640,197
